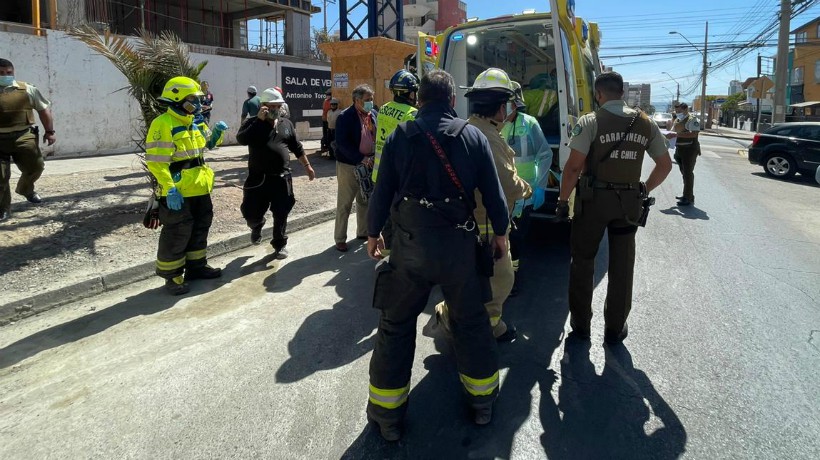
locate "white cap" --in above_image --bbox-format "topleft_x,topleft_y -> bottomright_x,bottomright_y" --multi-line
247,85 -> 258,94
258,88 -> 285,104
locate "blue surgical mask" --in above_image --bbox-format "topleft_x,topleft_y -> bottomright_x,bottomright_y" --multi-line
676,113 -> 685,121
363,101 -> 374,112
0,75 -> 14,86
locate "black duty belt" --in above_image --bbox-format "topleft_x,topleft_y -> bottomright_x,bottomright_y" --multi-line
0,127 -> 34,139
592,180 -> 639,190
169,157 -> 205,174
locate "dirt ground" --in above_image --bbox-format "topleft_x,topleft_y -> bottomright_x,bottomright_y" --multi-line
0,145 -> 341,305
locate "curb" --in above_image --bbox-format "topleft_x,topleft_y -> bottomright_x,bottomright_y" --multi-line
0,208 -> 336,327
701,130 -> 754,143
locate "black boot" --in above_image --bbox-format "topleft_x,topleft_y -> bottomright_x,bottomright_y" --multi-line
185,265 -> 222,280
165,275 -> 190,295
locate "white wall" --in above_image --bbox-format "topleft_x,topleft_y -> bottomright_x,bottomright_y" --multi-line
1,29 -> 329,158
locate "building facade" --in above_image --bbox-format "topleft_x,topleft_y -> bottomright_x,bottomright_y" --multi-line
728,79 -> 743,96
402,0 -> 466,44
790,16 -> 820,104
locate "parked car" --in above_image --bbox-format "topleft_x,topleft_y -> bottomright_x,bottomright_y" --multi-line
748,122 -> 820,179
652,112 -> 673,129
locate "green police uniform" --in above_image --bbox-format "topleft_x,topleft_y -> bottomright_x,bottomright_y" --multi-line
671,114 -> 701,203
566,100 -> 667,339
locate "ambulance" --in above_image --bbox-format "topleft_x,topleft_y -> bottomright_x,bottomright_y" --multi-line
417,0 -> 602,215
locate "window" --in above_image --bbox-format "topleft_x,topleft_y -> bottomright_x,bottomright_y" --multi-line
796,31 -> 807,44
815,60 -> 820,83
793,66 -> 804,84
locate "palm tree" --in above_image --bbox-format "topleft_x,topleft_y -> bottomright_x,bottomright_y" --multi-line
69,27 -> 206,164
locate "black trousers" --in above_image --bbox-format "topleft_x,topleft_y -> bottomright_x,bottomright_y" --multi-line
568,188 -> 641,336
156,194 -> 214,279
321,121 -> 329,149
327,128 -> 336,158
240,172 -> 295,250
677,142 -> 700,201
367,200 -> 499,427
509,205 -> 533,263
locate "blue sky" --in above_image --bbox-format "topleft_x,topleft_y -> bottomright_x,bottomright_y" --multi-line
310,0 -> 820,105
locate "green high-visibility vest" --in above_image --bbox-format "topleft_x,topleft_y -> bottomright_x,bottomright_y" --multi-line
372,101 -> 417,182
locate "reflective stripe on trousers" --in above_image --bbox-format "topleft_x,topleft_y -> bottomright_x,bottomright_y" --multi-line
460,371 -> 499,396
368,384 -> 410,409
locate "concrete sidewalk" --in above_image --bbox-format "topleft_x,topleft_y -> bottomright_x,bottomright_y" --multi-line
1,139 -> 331,326
702,126 -> 755,142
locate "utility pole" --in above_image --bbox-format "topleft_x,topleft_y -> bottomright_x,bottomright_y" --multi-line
756,54 -> 763,131
773,0 -> 791,123
700,21 -> 708,127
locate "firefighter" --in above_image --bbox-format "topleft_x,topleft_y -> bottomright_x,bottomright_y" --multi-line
436,68 -> 532,342
0,58 -> 55,222
145,76 -> 221,295
365,69 -> 509,440
371,69 -> 419,255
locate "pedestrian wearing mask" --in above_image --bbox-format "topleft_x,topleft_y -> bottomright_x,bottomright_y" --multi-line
241,85 -> 260,126
333,84 -> 377,252
326,98 -> 341,159
365,69 -> 509,440
146,76 -> 221,295
236,88 -> 315,258
435,68 -> 532,343
557,71 -> 672,343
668,102 -> 701,206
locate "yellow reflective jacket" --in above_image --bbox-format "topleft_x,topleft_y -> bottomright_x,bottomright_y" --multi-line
469,116 -> 532,237
372,101 -> 417,182
145,109 -> 213,197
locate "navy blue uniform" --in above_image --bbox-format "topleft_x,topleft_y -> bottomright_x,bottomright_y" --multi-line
365,101 -> 509,432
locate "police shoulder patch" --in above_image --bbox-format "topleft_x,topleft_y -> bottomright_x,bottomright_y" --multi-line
152,130 -> 162,141
571,124 -> 583,137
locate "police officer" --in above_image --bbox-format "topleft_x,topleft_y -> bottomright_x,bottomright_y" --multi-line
365,69 -> 509,441
236,88 -> 315,257
557,72 -> 672,343
146,76 -> 221,295
371,69 -> 419,255
501,81 -> 552,296
0,58 -> 55,222
670,102 -> 701,206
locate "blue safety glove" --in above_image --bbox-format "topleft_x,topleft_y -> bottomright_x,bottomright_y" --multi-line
207,121 -> 229,149
512,199 -> 525,218
532,186 -> 546,210
166,187 -> 184,211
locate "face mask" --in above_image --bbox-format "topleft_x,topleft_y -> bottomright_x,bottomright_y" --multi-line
182,100 -> 202,114
363,101 -> 374,112
0,75 -> 14,86
676,113 -> 685,121
269,108 -> 281,120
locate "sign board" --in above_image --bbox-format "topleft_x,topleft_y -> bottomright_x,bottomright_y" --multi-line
334,73 -> 349,88
281,66 -> 331,126
714,98 -> 726,104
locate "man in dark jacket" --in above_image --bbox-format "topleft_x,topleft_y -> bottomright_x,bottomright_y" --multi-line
333,84 -> 378,252
236,88 -> 315,257
364,69 -> 509,441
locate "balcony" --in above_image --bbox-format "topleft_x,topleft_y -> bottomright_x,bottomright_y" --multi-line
404,4 -> 432,19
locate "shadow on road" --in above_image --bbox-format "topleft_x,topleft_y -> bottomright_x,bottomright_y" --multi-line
270,243 -> 380,384
540,341 -> 688,459
338,221 -> 677,459
660,206 -> 710,220
750,171 -> 820,187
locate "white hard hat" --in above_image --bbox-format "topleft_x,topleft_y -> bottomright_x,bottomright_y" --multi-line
259,88 -> 285,104
461,68 -> 515,96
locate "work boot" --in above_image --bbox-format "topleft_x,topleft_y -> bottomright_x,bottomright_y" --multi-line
474,405 -> 493,425
25,192 -> 42,204
250,219 -> 265,245
367,415 -> 402,442
676,199 -> 693,207
495,322 -> 517,343
185,265 -> 222,280
569,318 -> 591,340
165,275 -> 190,296
273,246 -> 289,259
0,210 -> 9,222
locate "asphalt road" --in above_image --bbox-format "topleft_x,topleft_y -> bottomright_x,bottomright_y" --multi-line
1,134 -> 819,459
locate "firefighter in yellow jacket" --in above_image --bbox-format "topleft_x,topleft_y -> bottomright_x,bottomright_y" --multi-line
145,76 -> 221,295
436,68 -> 532,342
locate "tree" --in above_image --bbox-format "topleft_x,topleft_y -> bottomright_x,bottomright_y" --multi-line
720,92 -> 746,111
311,27 -> 338,62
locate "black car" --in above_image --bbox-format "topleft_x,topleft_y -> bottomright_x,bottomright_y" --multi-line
748,122 -> 820,179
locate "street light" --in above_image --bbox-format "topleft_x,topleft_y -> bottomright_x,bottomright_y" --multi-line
662,71 -> 680,103
670,22 -> 709,126
661,87 -> 676,112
